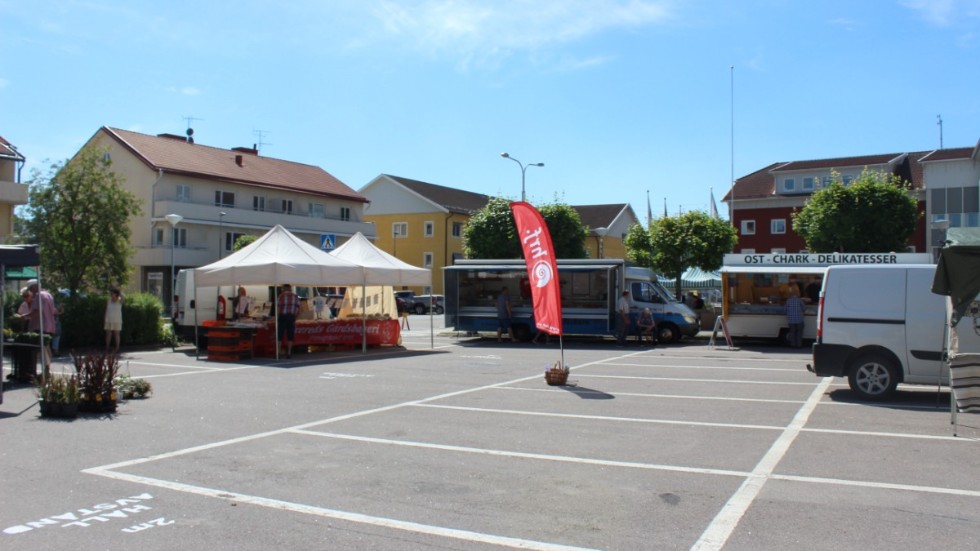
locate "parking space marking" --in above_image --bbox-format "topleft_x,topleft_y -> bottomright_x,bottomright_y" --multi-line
85,469 -> 599,551
574,374 -> 819,386
603,362 -> 803,373
497,386 -> 809,405
691,377 -> 832,551
290,429 -> 749,478
415,403 -> 787,432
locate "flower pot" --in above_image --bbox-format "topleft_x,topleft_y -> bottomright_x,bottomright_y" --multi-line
39,401 -> 78,418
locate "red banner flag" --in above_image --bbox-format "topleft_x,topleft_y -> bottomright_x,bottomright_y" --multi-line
510,202 -> 562,335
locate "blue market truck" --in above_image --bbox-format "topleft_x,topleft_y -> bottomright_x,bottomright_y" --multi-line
443,259 -> 700,343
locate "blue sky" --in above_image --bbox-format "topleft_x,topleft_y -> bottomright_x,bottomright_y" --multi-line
2,1 -> 979,222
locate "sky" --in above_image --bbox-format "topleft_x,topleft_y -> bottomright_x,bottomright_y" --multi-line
2,0 -> 979,222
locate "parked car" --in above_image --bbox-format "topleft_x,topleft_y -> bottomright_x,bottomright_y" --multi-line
413,294 -> 444,315
394,291 -> 417,311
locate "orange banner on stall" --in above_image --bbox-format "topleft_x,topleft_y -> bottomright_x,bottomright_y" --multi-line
510,201 -> 563,335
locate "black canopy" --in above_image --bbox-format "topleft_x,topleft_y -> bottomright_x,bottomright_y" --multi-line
932,228 -> 980,323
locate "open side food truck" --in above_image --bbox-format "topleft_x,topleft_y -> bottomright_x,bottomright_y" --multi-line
443,259 -> 700,343
720,252 -> 933,343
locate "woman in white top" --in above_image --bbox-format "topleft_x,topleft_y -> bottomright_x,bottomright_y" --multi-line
234,286 -> 251,319
104,288 -> 123,352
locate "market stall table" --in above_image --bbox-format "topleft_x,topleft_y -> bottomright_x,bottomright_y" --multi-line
252,317 -> 400,357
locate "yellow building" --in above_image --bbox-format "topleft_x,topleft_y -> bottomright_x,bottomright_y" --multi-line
574,203 -> 639,260
360,175 -> 489,295
0,136 -> 29,243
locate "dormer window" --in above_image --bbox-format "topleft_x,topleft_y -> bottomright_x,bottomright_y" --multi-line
803,177 -> 815,191
783,178 -> 795,193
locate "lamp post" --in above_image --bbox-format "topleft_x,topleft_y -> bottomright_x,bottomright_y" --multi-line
500,152 -> 544,202
165,214 -> 183,317
592,227 -> 607,259
218,211 -> 227,259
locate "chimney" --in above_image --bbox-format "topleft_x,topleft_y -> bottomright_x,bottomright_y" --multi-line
235,154 -> 243,167
232,146 -> 259,155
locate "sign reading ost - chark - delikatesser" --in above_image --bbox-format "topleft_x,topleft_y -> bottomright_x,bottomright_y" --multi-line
725,252 -> 934,267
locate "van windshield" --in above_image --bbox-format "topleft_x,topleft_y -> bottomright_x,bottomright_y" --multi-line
631,280 -> 678,304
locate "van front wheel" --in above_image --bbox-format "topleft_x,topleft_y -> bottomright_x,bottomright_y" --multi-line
847,354 -> 899,400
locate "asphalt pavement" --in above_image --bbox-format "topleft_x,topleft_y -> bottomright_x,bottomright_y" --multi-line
2,314 -> 978,550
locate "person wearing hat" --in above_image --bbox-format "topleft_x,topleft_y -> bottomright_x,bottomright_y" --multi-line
26,279 -> 56,374
616,289 -> 631,346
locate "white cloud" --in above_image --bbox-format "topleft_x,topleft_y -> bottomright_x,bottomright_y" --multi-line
829,17 -> 858,31
900,0 -> 980,27
165,86 -> 202,96
367,0 -> 674,69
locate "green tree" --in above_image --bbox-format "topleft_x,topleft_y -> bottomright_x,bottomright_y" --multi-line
234,234 -> 258,251
793,169 -> 918,252
625,210 -> 737,299
22,147 -> 142,296
463,197 -> 589,259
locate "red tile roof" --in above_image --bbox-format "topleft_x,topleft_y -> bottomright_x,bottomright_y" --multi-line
103,127 -> 366,203
0,135 -> 24,161
918,147 -> 974,162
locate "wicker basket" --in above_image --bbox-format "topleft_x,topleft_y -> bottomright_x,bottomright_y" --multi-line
544,368 -> 569,386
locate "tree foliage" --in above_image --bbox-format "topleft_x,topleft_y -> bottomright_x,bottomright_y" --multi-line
792,169 -> 918,253
463,197 -> 588,259
22,147 -> 143,296
625,211 -> 737,299
234,234 -> 258,251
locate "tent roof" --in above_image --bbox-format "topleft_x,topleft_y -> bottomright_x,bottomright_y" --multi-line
329,232 -> 431,286
658,267 -> 723,286
0,245 -> 40,268
933,227 -> 980,320
194,225 -> 364,286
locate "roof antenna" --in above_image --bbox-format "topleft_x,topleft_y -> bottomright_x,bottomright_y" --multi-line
253,129 -> 271,153
184,116 -> 203,144
937,115 -> 943,150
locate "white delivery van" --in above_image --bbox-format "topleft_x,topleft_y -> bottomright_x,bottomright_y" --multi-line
808,264 -> 947,399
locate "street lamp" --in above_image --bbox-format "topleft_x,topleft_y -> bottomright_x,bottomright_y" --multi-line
165,213 -> 183,317
500,152 -> 544,202
218,211 -> 227,259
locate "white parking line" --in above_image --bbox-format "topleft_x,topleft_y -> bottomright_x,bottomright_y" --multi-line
690,377 -> 832,551
602,362 -> 804,372
575,374 -> 819,386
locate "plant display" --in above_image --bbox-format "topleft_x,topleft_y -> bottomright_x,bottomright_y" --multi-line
113,374 -> 152,399
73,350 -> 120,412
36,371 -> 81,418
544,361 -> 569,386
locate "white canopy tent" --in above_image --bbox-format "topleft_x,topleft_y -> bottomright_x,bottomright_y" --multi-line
192,225 -> 365,359
329,232 -> 432,350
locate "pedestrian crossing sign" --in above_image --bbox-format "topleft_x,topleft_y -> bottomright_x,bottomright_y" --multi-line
320,233 -> 336,250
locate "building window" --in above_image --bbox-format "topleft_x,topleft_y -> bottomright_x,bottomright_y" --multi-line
803,177 -> 815,191
340,207 -> 351,221
771,248 -> 786,254
225,232 -> 247,252
253,196 -> 266,211
309,203 -> 326,218
214,191 -> 235,208
280,199 -> 293,214
741,220 -> 756,235
783,178 -> 795,192
172,227 -> 187,248
741,248 -> 755,254
392,222 -> 407,238
822,176 -> 833,187
842,175 -> 853,184
452,222 -> 463,237
771,219 -> 786,234
176,184 -> 191,202
424,221 -> 434,237
154,227 -> 164,246
423,252 -> 433,268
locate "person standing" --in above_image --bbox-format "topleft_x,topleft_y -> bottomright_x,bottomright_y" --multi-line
277,284 -> 300,358
234,286 -> 251,319
104,288 -> 124,353
496,287 -> 513,343
785,287 -> 806,348
27,279 -> 57,373
617,290 -> 631,346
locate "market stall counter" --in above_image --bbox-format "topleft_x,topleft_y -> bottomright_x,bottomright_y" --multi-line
251,316 -> 401,357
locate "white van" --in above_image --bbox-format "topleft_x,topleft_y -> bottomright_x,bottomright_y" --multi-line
808,264 -> 947,399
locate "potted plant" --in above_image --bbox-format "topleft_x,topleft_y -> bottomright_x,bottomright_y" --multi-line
74,351 -> 120,413
544,361 -> 569,386
113,374 -> 152,399
36,372 -> 80,418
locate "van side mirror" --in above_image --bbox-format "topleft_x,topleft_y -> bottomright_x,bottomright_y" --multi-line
189,299 -> 196,308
